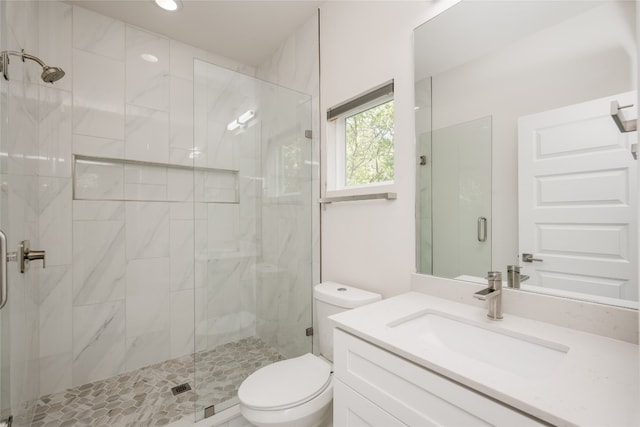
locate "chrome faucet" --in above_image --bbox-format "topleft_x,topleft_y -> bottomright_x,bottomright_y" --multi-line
473,271 -> 503,320
507,265 -> 529,289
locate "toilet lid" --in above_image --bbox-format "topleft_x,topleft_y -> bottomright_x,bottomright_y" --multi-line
238,353 -> 331,410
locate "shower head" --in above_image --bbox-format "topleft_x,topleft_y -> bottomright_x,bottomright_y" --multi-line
41,65 -> 65,83
0,49 -> 65,83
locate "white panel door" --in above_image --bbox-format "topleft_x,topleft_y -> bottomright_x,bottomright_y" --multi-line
518,91 -> 637,303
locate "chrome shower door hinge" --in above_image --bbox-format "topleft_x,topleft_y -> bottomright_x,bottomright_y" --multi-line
306,327 -> 314,336
304,130 -> 313,139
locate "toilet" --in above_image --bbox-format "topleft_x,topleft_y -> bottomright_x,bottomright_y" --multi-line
238,282 -> 382,427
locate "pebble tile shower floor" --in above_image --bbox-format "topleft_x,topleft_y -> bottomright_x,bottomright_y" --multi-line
32,337 -> 284,427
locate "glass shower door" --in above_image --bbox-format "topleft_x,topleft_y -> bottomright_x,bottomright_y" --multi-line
0,2 -> 42,426
193,59 -> 313,420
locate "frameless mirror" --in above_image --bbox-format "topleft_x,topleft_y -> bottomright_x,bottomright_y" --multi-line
415,0 -> 638,309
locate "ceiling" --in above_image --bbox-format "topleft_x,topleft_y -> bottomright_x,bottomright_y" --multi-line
68,0 -> 321,67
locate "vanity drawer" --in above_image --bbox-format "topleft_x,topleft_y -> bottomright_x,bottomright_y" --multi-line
333,329 -> 546,427
334,378 -> 407,427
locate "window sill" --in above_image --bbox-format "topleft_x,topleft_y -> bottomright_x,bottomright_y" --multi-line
321,184 -> 397,204
324,183 -> 396,199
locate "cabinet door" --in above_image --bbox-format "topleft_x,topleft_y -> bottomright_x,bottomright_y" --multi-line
334,379 -> 407,427
334,330 -> 546,426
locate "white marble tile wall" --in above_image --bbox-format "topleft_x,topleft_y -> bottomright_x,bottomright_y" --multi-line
35,2 -> 255,397
33,0 -> 318,401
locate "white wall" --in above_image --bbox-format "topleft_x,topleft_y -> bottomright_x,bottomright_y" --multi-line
319,1 -> 458,298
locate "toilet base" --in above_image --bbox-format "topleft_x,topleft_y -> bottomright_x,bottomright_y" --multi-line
241,401 -> 331,427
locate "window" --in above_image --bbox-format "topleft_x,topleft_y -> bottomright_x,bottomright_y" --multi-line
344,99 -> 394,186
327,80 -> 395,191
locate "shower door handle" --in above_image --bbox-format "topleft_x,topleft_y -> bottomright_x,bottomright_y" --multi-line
0,230 -> 7,310
477,217 -> 487,242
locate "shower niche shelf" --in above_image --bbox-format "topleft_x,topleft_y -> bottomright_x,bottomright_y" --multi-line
72,154 -> 239,204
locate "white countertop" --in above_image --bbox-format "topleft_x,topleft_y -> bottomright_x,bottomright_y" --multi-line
329,292 -> 640,427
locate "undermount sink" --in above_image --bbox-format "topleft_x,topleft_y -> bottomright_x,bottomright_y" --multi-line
388,311 -> 569,379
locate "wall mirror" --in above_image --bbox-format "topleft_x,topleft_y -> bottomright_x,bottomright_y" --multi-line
415,0 -> 638,309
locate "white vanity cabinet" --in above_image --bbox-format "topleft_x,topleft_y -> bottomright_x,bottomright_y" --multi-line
333,329 -> 546,427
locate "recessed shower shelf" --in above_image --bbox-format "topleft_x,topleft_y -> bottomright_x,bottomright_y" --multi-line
72,154 -> 239,204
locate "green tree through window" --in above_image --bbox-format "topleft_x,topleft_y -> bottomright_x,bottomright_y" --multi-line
345,100 -> 394,186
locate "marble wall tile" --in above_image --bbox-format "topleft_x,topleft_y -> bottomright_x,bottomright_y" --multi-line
124,163 -> 168,201
125,330 -> 171,372
39,265 -> 72,358
194,287 -> 208,353
171,40 -> 205,81
126,26 -> 169,111
203,171 -> 238,203
167,168 -> 194,202
74,157 -> 124,200
6,82 -> 39,176
126,257 -> 170,296
170,219 -> 195,291
72,301 -> 126,385
39,86 -> 72,178
73,200 -> 124,221
206,122 -> 237,171
126,292 -> 170,338
39,352 -> 72,396
5,0 -> 39,83
125,202 -> 170,260
207,204 -> 239,252
124,183 -> 167,201
73,6 -> 124,61
72,134 -> 124,159
39,177 -> 72,266
72,220 -> 125,305
73,49 -> 125,140
170,76 -> 194,166
170,289 -> 195,358
125,104 -> 169,163
169,202 -> 194,220
206,257 -> 253,349
39,1 -> 73,92
4,174 -> 39,246
194,218 -> 208,291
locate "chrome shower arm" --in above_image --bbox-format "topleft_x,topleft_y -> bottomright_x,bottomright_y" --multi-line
4,50 -> 47,67
0,49 -> 65,83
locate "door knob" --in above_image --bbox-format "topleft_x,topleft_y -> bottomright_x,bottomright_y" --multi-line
522,253 -> 543,263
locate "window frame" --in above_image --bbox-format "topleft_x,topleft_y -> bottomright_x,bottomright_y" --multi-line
325,80 -> 396,197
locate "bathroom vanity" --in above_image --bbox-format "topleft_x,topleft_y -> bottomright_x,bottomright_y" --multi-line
330,293 -> 639,426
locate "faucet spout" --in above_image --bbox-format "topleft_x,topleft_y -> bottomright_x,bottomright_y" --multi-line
473,271 -> 503,320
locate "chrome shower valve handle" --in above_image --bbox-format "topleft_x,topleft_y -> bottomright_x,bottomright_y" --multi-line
18,240 -> 45,273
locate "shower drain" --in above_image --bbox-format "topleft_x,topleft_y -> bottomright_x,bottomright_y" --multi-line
171,383 -> 192,396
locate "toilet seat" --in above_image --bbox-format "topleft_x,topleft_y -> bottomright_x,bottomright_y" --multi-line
238,353 -> 331,411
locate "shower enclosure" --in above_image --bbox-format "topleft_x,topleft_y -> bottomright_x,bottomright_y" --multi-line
0,2 -> 315,425
192,60 -> 314,419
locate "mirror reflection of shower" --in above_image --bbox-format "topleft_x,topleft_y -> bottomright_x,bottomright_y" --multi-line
0,48 -> 65,83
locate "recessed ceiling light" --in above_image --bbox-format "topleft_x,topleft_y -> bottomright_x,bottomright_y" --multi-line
154,0 -> 182,12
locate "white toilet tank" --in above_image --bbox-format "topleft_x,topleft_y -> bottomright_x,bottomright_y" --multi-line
313,282 -> 381,362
